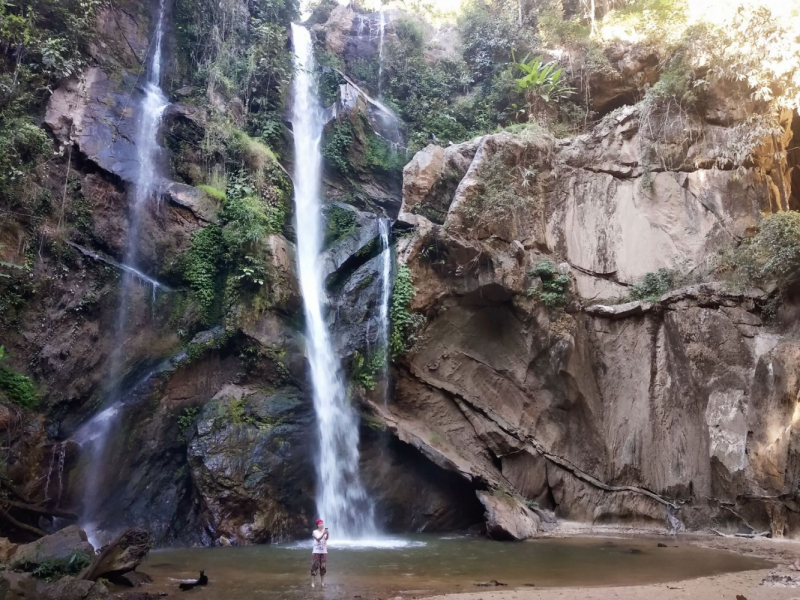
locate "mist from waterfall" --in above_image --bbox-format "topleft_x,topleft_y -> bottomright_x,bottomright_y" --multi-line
79,0 -> 169,544
290,23 -> 376,539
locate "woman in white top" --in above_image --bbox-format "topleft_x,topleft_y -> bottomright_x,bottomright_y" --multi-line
311,519 -> 328,587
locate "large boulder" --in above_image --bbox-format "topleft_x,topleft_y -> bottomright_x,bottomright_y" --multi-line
9,526 -> 94,571
186,385 -> 315,544
477,491 -> 540,540
0,571 -> 41,600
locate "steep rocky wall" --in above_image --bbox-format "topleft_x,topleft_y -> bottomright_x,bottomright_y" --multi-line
390,94 -> 800,538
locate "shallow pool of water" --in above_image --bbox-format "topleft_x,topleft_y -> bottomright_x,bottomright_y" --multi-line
139,535 -> 769,599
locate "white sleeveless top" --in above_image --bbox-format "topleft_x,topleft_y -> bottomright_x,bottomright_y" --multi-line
312,530 -> 327,554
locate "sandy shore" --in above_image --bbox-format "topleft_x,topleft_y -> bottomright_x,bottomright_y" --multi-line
427,532 -> 800,600
426,569 -> 798,600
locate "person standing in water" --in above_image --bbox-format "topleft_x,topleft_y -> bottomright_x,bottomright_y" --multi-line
311,519 -> 328,588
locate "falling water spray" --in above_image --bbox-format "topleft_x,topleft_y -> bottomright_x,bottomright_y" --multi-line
79,0 -> 169,544
290,23 -> 376,539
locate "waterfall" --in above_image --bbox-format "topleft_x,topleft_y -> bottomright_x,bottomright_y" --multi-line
290,23 -> 376,539
377,8 -> 386,97
377,219 -> 392,403
79,0 -> 169,544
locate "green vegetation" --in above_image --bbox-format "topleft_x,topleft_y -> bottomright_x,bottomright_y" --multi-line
462,139 -> 543,228
324,205 -> 357,247
629,268 -> 679,302
0,346 -> 37,409
513,55 -> 575,120
181,226 -> 226,323
197,184 -> 227,202
29,551 -> 93,582
350,349 -> 385,391
0,118 -> 51,206
718,211 -> 800,317
389,264 -> 425,358
178,406 -> 200,431
322,120 -> 354,174
528,259 -> 571,308
174,0 -> 297,150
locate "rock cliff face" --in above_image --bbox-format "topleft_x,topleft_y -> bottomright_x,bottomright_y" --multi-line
2,0 -> 799,548
388,95 -> 800,538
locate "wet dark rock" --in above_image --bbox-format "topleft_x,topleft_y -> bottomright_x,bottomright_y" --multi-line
330,252 -> 384,360
658,543 -> 668,548
322,203 -> 380,283
187,385 -> 315,544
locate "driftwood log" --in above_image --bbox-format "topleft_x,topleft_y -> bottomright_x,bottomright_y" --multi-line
81,528 -> 154,581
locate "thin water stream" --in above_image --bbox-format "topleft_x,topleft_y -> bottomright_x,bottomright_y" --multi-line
290,24 -> 375,539
377,218 -> 392,404
79,0 -> 170,543
138,535 -> 770,600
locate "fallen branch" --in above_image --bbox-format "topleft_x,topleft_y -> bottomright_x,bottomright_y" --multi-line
0,476 -> 34,504
0,508 -> 46,538
3,500 -> 78,520
709,528 -> 770,539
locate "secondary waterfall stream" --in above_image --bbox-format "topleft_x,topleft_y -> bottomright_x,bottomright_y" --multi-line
290,24 -> 376,539
377,8 -> 386,97
78,0 -> 169,543
377,219 -> 392,403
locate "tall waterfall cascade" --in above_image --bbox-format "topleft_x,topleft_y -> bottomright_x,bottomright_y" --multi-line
77,0 -> 170,544
290,23 -> 376,539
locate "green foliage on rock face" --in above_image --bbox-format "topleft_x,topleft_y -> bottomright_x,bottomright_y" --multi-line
389,264 -> 425,358
0,0 -> 101,112
0,346 -> 38,409
182,226 -> 225,324
364,132 -> 407,172
0,118 -> 51,205
322,120 -> 354,174
718,211 -> 800,300
178,406 -> 200,432
197,184 -> 227,202
324,205 -> 357,247
350,349 -> 385,391
528,259 -> 571,308
629,268 -> 678,302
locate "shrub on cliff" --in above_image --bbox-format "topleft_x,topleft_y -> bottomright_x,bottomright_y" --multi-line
629,268 -> 678,302
719,211 -> 800,295
0,346 -> 38,410
528,259 -> 571,308
389,264 -> 425,358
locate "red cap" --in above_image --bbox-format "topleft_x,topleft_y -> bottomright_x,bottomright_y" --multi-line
316,519 -> 323,525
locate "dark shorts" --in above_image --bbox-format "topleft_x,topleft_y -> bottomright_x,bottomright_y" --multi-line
311,552 -> 327,576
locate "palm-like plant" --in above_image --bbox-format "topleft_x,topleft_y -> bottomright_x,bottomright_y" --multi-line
513,55 -> 575,120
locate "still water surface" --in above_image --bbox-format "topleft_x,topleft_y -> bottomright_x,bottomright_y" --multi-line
140,535 -> 770,599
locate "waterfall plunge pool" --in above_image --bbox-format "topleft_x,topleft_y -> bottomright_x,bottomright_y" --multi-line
137,535 -> 770,599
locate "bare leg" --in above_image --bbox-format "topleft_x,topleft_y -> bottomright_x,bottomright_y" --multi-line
320,574 -> 325,587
